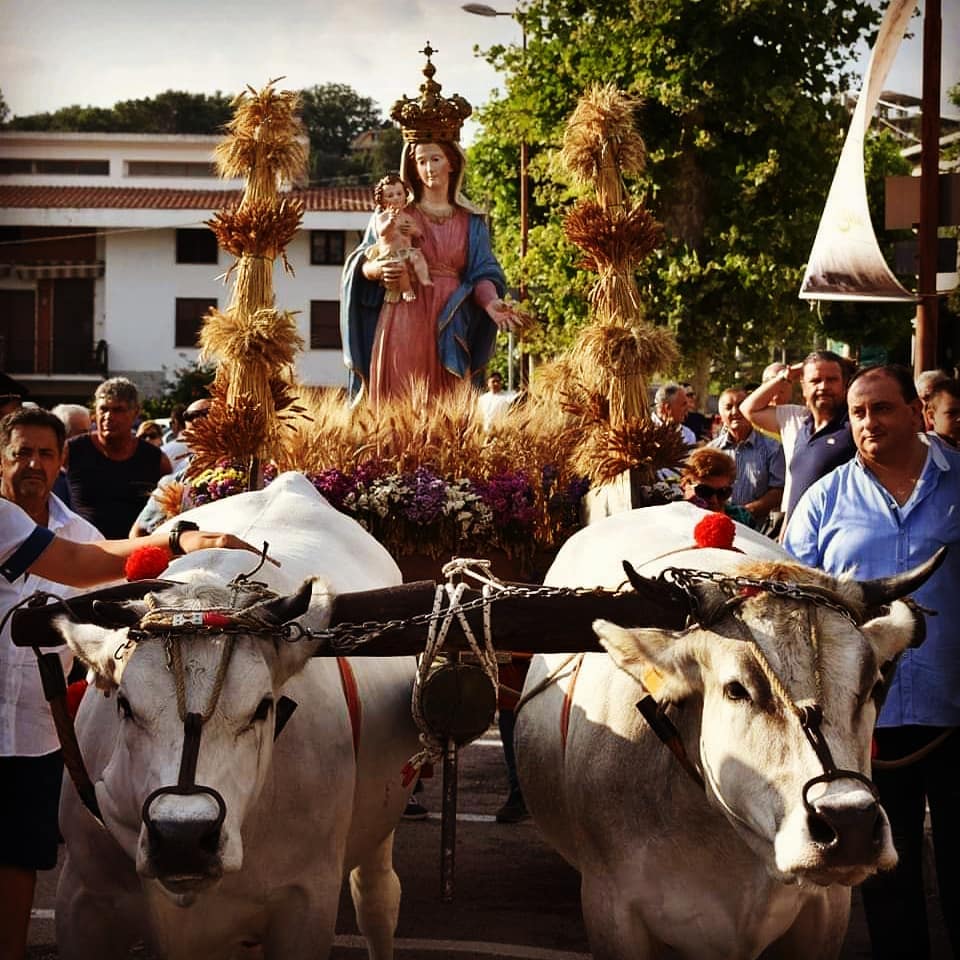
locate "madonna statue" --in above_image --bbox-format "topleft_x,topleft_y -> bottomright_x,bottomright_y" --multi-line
340,44 -> 521,409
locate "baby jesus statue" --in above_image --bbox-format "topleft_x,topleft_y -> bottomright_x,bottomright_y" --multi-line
366,174 -> 432,303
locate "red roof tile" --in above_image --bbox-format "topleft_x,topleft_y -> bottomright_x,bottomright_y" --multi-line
0,185 -> 374,212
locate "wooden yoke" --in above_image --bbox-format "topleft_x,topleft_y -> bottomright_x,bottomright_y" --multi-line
324,578 -> 690,656
12,575 -> 691,655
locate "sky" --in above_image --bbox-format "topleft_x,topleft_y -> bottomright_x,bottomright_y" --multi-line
2,0 -> 958,146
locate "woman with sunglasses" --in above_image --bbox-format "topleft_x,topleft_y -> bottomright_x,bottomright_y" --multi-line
679,448 -> 755,528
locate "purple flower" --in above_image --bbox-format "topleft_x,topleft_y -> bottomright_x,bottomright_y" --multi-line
309,468 -> 353,509
476,471 -> 536,530
403,466 -> 447,525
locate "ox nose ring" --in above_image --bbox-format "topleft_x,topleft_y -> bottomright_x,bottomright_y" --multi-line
802,771 -> 883,858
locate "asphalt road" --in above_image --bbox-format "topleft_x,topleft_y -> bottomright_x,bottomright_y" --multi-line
28,729 -> 950,959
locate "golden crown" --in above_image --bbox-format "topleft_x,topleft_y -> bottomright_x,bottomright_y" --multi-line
390,43 -> 473,144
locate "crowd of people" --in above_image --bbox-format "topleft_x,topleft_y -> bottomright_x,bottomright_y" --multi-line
2,355 -> 959,957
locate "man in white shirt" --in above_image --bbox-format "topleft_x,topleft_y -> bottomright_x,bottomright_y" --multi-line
0,409 -> 102,960
653,382 -> 696,446
477,372 -> 515,430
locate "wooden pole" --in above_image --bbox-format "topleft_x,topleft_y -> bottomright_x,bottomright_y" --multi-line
914,0 -> 941,377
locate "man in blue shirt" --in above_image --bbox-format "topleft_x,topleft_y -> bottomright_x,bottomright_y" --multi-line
708,386 -> 784,530
785,364 -> 960,960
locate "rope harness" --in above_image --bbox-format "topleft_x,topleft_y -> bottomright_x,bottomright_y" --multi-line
403,559 -> 502,785
138,579 -> 279,840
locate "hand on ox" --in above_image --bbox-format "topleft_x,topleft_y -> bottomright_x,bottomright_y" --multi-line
177,530 -> 274,564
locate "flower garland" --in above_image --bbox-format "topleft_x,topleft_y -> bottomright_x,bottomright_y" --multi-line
184,458 -> 589,561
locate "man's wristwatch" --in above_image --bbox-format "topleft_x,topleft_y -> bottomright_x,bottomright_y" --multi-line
168,520 -> 200,556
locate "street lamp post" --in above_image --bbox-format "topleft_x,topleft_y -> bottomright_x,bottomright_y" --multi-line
463,3 -> 528,392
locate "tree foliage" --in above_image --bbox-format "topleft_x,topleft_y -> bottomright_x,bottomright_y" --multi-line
468,0 -> 898,385
2,85 -> 399,185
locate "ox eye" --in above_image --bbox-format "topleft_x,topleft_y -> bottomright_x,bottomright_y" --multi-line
117,695 -> 133,720
252,697 -> 273,724
723,680 -> 751,703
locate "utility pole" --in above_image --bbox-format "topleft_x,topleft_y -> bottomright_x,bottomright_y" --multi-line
915,0 -> 941,376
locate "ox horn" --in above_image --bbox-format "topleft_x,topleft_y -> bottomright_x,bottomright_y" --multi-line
622,561 -> 695,625
259,579 -> 314,626
858,546 -> 947,611
91,600 -> 143,628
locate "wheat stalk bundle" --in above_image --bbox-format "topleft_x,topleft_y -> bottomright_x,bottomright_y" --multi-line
560,84 -> 645,212
214,81 -> 306,206
571,417 -> 690,487
564,199 -> 661,274
206,197 -> 304,272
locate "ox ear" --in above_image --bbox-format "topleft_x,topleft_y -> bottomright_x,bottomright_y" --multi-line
53,616 -> 136,690
861,598 -> 927,668
593,619 -> 702,701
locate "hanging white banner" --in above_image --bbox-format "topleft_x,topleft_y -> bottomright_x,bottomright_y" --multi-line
799,0 -> 918,302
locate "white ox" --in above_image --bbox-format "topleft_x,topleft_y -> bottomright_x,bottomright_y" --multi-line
516,502 -> 938,960
53,472 -> 420,960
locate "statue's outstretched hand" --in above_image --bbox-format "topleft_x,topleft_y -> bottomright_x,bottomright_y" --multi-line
486,298 -> 527,332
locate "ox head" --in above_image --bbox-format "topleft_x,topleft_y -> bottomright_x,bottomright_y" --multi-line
594,550 -> 942,887
55,574 -> 327,905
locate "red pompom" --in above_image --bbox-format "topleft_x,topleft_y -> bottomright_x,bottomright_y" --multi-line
66,680 -> 88,719
125,545 -> 170,581
694,512 -> 737,550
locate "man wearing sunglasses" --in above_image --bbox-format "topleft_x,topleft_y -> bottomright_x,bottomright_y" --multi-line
131,399 -> 210,537
160,398 -> 210,467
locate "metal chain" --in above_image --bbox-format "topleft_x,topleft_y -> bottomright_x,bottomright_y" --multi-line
300,582 -> 631,652
661,567 -> 863,625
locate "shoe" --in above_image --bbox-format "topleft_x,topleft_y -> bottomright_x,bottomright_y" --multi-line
495,791 -> 529,824
402,797 -> 429,820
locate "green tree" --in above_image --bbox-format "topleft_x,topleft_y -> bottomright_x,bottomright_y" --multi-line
5,91 -> 233,134
298,84 -> 385,184
0,89 -> 9,126
469,0 -> 889,385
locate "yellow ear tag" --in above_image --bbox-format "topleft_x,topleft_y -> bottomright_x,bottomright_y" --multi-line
641,664 -> 665,696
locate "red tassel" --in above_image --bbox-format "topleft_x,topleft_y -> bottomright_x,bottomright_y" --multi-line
66,680 -> 88,719
125,545 -> 170,581
693,512 -> 737,550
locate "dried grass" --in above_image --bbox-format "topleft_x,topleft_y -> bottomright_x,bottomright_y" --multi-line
214,81 -> 306,203
561,84 -> 646,210
206,198 -> 304,274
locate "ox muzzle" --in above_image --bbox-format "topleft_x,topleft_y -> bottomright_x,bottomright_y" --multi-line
141,711 -> 227,890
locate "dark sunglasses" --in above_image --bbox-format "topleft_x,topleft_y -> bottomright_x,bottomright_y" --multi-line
694,483 -> 733,501
183,409 -> 209,423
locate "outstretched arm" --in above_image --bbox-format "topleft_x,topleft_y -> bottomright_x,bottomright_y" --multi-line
29,529 -> 260,588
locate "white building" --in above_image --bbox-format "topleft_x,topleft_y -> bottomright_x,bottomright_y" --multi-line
0,131 -> 372,405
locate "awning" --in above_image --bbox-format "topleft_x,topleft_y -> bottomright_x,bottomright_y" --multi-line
0,260 -> 105,280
